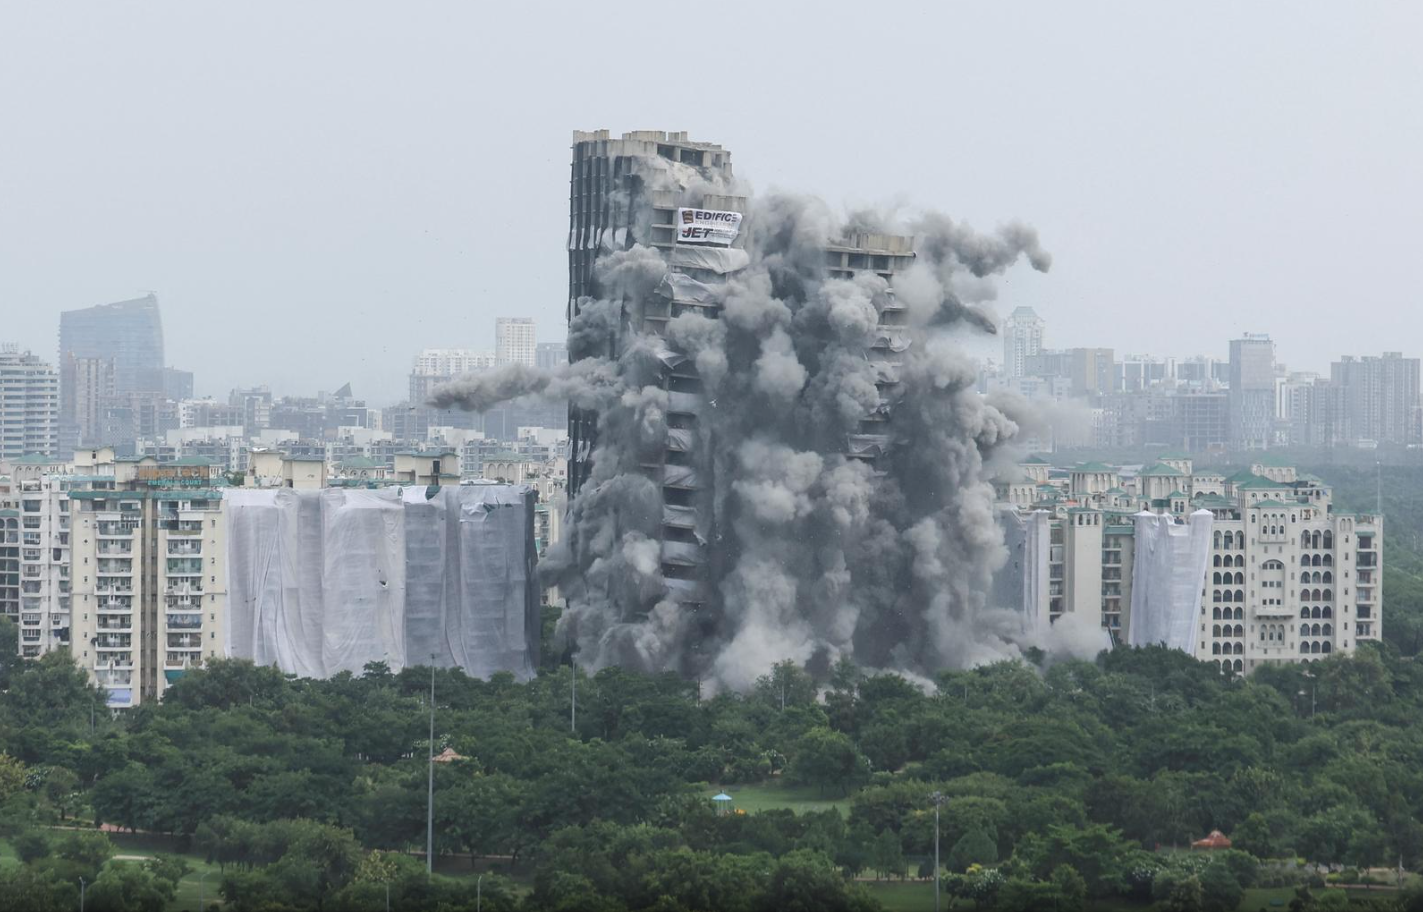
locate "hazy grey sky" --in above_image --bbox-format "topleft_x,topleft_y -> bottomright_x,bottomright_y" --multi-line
3,2 -> 1419,404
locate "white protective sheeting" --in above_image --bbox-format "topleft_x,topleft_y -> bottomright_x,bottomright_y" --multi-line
666,245 -> 751,274
1127,509 -> 1214,651
225,485 -> 539,679
990,508 -> 1051,631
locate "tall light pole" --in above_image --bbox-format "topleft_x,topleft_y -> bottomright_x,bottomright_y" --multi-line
929,790 -> 946,912
79,876 -> 86,912
427,654 -> 436,877
477,873 -> 484,912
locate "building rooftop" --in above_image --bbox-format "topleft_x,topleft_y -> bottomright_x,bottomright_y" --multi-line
1251,453 -> 1296,468
168,456 -> 220,466
1138,463 -> 1185,477
1238,476 -> 1291,490
1021,454 -> 1052,466
339,456 -> 384,469
9,453 -> 65,465
1073,461 -> 1116,473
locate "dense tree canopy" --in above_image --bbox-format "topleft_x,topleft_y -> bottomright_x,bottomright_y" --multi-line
5,616 -> 1423,908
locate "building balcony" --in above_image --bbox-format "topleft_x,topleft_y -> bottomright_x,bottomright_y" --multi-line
97,544 -> 132,555
165,616 -> 202,630
164,584 -> 204,596
95,584 -> 134,595
166,542 -> 202,555
94,637 -> 132,650
96,621 -> 131,632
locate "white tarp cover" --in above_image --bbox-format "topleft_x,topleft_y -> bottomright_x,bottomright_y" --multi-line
990,508 -> 1051,630
1128,509 -> 1214,651
225,485 -> 539,679
667,245 -> 751,275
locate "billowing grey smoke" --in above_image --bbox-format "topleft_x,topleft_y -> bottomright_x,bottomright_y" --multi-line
433,181 -> 1052,691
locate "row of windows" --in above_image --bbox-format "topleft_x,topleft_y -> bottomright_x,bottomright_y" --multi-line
1213,642 -> 1245,655
1214,554 -> 1245,568
1212,624 -> 1244,638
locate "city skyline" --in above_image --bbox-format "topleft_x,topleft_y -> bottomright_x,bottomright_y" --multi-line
4,4 -> 1421,401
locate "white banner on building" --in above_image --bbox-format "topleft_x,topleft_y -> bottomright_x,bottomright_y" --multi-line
676,208 -> 742,245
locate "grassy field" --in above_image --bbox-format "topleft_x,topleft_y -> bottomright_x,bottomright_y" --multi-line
702,780 -> 856,815
862,879 -> 939,911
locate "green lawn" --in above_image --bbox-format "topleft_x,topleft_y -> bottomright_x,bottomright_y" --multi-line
862,879 -> 939,911
703,780 -> 856,815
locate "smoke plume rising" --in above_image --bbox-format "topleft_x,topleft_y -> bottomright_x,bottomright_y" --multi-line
432,169 -> 1056,690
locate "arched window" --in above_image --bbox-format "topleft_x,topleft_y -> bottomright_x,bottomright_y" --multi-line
1235,572 -> 1245,585
1323,571 -> 1333,584
1300,607 -> 1310,619
1234,659 -> 1243,672
1311,607 -> 1321,619
1324,589 -> 1333,602
1323,554 -> 1333,566
1214,591 -> 1223,603
1323,531 -> 1333,549
1323,623 -> 1333,637
1212,642 -> 1221,655
1235,589 -> 1245,603
1213,624 -> 1221,637
1214,555 -> 1222,567
1213,607 -> 1222,619
1213,572 -> 1222,585
1311,641 -> 1322,654
1312,589 -> 1322,601
1313,554 -> 1322,567
1300,554 -> 1310,566
1234,624 -> 1244,638
1234,642 -> 1244,655
1234,608 -> 1244,621
1322,641 -> 1332,653
1300,642 -> 1309,654
1214,531 -> 1222,549
1322,607 -> 1332,619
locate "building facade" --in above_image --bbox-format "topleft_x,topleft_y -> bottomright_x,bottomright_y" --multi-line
1228,334 -> 1276,450
1002,306 -> 1045,379
998,454 -> 1381,673
0,347 -> 60,460
496,318 -> 536,367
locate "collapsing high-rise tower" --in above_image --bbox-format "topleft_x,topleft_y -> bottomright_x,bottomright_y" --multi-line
563,130 -> 917,633
434,128 -> 1051,687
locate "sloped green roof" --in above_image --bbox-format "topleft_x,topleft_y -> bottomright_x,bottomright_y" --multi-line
1251,499 -> 1289,508
1073,461 -> 1116,472
1105,487 -> 1128,495
1251,453 -> 1296,468
9,453 -> 65,465
1166,490 -> 1188,498
1138,463 -> 1184,477
1238,476 -> 1290,490
1225,468 -> 1262,484
1021,454 -> 1052,465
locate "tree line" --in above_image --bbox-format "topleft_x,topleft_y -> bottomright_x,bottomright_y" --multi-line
7,619 -> 1423,909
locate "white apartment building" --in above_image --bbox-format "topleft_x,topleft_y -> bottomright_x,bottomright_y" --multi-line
0,347 -> 60,461
413,348 -> 497,378
998,454 -> 1382,673
7,453 -> 99,655
496,318 -> 536,367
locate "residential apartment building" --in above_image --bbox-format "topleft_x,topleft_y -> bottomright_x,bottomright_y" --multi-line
1002,307 -> 1045,380
997,454 -> 1381,673
69,455 -> 228,707
496,318 -> 536,367
1228,334 -> 1276,450
0,347 -> 60,460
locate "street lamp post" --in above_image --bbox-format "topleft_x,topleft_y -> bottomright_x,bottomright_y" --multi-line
199,870 -> 211,911
477,873 -> 484,912
79,876 -> 86,912
427,655 -> 436,877
929,790 -> 946,912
